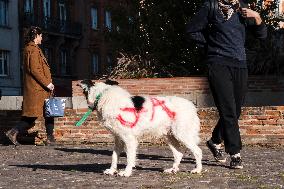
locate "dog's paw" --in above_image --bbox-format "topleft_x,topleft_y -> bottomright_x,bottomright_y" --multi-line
104,168 -> 117,175
118,170 -> 132,177
163,168 -> 179,174
190,168 -> 202,174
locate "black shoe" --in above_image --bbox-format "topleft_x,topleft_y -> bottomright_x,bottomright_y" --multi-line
5,129 -> 21,146
206,139 -> 226,163
45,136 -> 56,146
230,156 -> 243,169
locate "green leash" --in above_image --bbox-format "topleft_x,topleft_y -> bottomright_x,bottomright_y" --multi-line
75,108 -> 93,127
75,93 -> 102,127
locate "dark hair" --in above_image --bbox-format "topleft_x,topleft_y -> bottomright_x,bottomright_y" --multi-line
27,26 -> 42,42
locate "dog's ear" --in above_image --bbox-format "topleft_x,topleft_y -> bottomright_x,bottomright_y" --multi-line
78,79 -> 95,91
82,79 -> 95,87
105,79 -> 119,86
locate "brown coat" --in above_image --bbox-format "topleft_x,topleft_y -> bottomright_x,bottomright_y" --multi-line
22,42 -> 52,117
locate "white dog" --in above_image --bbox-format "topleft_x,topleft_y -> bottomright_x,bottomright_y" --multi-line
79,79 -> 202,177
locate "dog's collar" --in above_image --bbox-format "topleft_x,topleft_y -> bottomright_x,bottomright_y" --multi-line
94,93 -> 102,108
93,88 -> 110,109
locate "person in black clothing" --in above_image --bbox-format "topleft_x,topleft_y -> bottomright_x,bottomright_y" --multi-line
186,0 -> 267,169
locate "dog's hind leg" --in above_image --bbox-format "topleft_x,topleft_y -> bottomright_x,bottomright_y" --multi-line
104,136 -> 124,175
178,137 -> 202,174
164,135 -> 183,174
118,135 -> 138,177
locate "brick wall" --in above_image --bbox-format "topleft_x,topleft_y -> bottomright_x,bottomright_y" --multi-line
1,106 -> 284,145
73,76 -> 284,108
72,76 -> 284,97
1,76 -> 284,145
72,77 -> 210,97
55,106 -> 284,145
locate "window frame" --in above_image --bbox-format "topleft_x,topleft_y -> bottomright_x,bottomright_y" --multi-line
59,2 -> 66,22
0,0 -> 8,27
105,10 -> 112,30
0,50 -> 9,77
106,53 -> 113,71
43,0 -> 51,18
60,49 -> 69,76
92,53 -> 99,75
91,7 -> 98,30
24,0 -> 33,13
43,48 -> 56,75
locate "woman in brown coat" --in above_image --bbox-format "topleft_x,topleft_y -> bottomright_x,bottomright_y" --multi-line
6,26 -> 56,146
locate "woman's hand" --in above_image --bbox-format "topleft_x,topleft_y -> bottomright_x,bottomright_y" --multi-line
240,8 -> 262,25
47,83 -> 55,91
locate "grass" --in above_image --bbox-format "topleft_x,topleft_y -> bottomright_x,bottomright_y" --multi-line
280,172 -> 284,181
234,173 -> 258,182
161,171 -> 204,185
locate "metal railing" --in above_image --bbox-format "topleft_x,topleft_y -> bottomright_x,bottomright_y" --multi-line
23,13 -> 82,36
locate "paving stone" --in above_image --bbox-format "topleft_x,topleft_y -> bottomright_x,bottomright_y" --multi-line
0,145 -> 283,189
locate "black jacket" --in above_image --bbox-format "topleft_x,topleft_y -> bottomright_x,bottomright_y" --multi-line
186,0 -> 267,67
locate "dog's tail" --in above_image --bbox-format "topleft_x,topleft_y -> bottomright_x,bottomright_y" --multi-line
170,98 -> 201,144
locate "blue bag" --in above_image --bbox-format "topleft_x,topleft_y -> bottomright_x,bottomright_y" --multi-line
44,97 -> 66,117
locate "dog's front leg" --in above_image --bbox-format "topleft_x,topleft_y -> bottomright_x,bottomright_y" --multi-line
104,136 -> 124,176
164,135 -> 183,174
118,135 -> 138,177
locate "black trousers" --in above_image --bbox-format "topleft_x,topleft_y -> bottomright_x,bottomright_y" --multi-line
208,62 -> 248,155
14,116 -> 54,137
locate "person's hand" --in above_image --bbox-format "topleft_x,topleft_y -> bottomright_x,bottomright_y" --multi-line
47,83 -> 55,91
240,8 -> 262,25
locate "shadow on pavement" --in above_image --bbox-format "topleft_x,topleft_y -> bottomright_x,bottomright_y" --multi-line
54,147 -> 113,156
53,147 -> 227,168
11,163 -> 164,173
55,147 -> 178,162
10,163 -> 110,173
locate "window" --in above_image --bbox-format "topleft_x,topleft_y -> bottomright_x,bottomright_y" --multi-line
43,0 -> 50,28
44,48 -> 56,75
92,54 -> 99,74
43,48 -> 49,62
60,50 -> 70,75
105,10 -> 111,30
0,50 -> 9,76
43,0 -> 51,18
59,2 -> 66,32
59,2 -> 66,22
24,0 -> 33,13
106,54 -> 113,72
91,7 -> 98,30
0,0 -> 8,26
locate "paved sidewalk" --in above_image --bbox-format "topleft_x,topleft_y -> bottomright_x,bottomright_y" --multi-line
0,144 -> 283,189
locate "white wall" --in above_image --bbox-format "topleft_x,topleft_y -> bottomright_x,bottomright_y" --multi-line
0,0 -> 21,96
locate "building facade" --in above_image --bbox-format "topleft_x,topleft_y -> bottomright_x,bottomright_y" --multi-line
0,0 -> 21,96
18,0 -> 83,96
17,0 -> 115,96
73,0 -> 114,79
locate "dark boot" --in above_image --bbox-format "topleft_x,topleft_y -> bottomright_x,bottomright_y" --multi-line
5,128 -> 20,146
6,118 -> 35,146
45,121 -> 56,146
45,135 -> 56,146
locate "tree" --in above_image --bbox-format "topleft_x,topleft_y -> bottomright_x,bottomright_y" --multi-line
106,0 -> 281,78
246,0 -> 283,74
